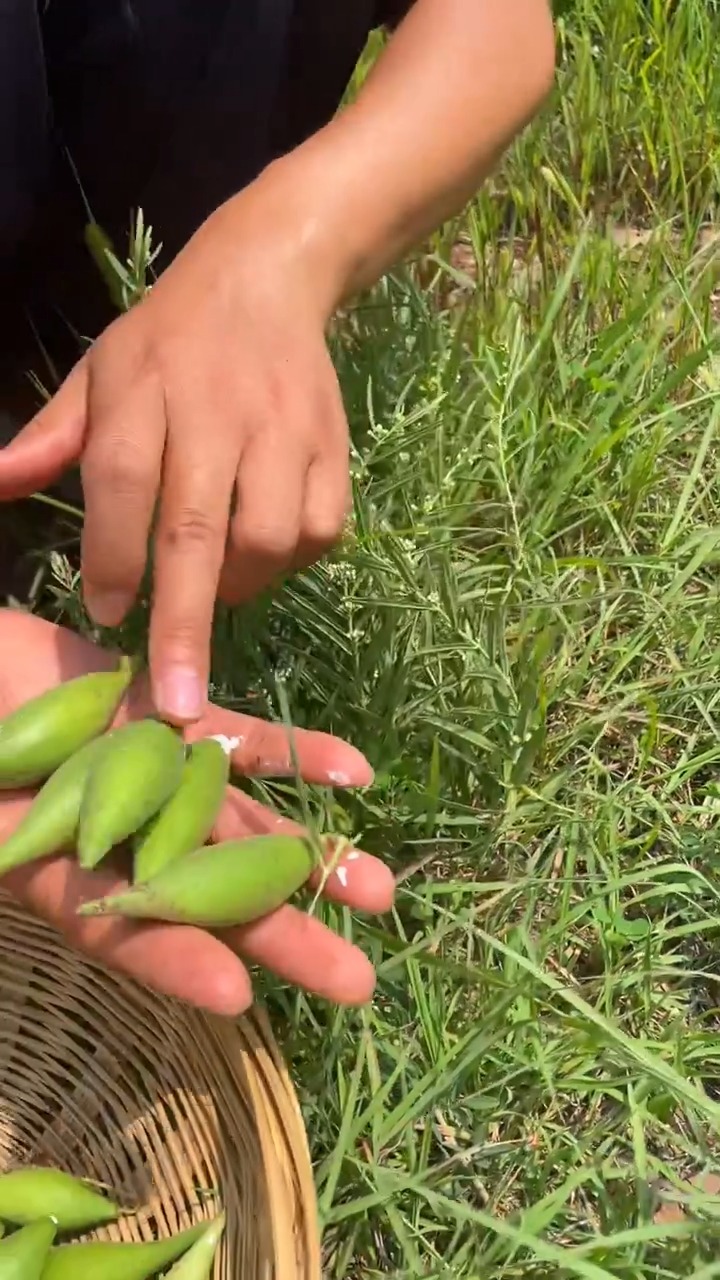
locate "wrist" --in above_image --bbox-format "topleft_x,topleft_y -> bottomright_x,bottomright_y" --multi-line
248,135 -> 370,319
249,0 -> 557,311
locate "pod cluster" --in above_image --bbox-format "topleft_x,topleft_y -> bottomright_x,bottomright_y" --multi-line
0,662 -> 319,928
0,1164 -> 224,1278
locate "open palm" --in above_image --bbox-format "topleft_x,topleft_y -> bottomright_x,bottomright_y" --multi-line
0,610 -> 394,1014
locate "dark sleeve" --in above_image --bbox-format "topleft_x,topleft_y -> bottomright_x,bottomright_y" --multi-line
375,0 -> 415,28
0,0 -> 53,266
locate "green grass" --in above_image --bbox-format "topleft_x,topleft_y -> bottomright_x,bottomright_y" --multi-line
28,0 -> 720,1273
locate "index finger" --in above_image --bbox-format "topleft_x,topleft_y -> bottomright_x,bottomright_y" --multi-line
149,421 -> 236,725
0,613 -> 375,788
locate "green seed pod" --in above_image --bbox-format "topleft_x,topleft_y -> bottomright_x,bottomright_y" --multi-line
162,1213 -> 225,1278
77,719 -> 186,869
78,833 -> 317,927
133,735 -> 235,884
42,1222 -> 205,1280
0,1168 -> 117,1231
0,1218 -> 56,1279
0,658 -> 134,790
0,736 -> 111,876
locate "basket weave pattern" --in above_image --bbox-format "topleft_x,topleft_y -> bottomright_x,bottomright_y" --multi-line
0,892 -> 321,1278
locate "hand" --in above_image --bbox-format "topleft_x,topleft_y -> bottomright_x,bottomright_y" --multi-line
0,610 -> 394,1015
0,172 -> 350,724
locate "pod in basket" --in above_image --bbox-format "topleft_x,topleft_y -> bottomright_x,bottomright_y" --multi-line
0,1217 -> 56,1278
162,1213 -> 226,1278
0,1167 -> 117,1230
41,1221 -> 206,1280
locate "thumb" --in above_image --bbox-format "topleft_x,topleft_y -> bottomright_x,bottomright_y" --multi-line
0,361 -> 89,499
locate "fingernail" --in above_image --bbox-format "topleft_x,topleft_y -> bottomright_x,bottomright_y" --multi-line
155,665 -> 206,721
84,590 -> 131,627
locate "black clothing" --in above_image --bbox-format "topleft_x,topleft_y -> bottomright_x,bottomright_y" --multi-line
0,1 -> 409,400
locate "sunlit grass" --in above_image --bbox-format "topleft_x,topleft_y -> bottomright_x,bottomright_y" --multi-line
37,0 -> 720,1273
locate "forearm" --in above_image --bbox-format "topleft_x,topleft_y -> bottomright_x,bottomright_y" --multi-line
261,0 -> 556,311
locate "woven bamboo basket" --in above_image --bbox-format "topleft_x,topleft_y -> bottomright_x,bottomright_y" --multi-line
0,891 -> 321,1279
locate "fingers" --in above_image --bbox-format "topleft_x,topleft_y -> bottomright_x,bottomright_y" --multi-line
224,906 -> 377,1005
294,397 -> 350,571
80,375 -> 167,628
130,668 -> 375,786
0,781 -> 384,1012
293,456 -> 350,570
0,779 -> 383,1011
7,846 -> 375,1010
218,388 -> 349,603
0,362 -> 88,499
11,846 -> 374,1009
215,786 -> 395,914
218,432 -> 306,606
149,416 -> 238,725
186,701 -> 375,786
310,844 -> 396,913
1,837 -> 252,1016
0,611 -> 376,789
215,788 -> 389,1002
0,710 -> 386,1013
